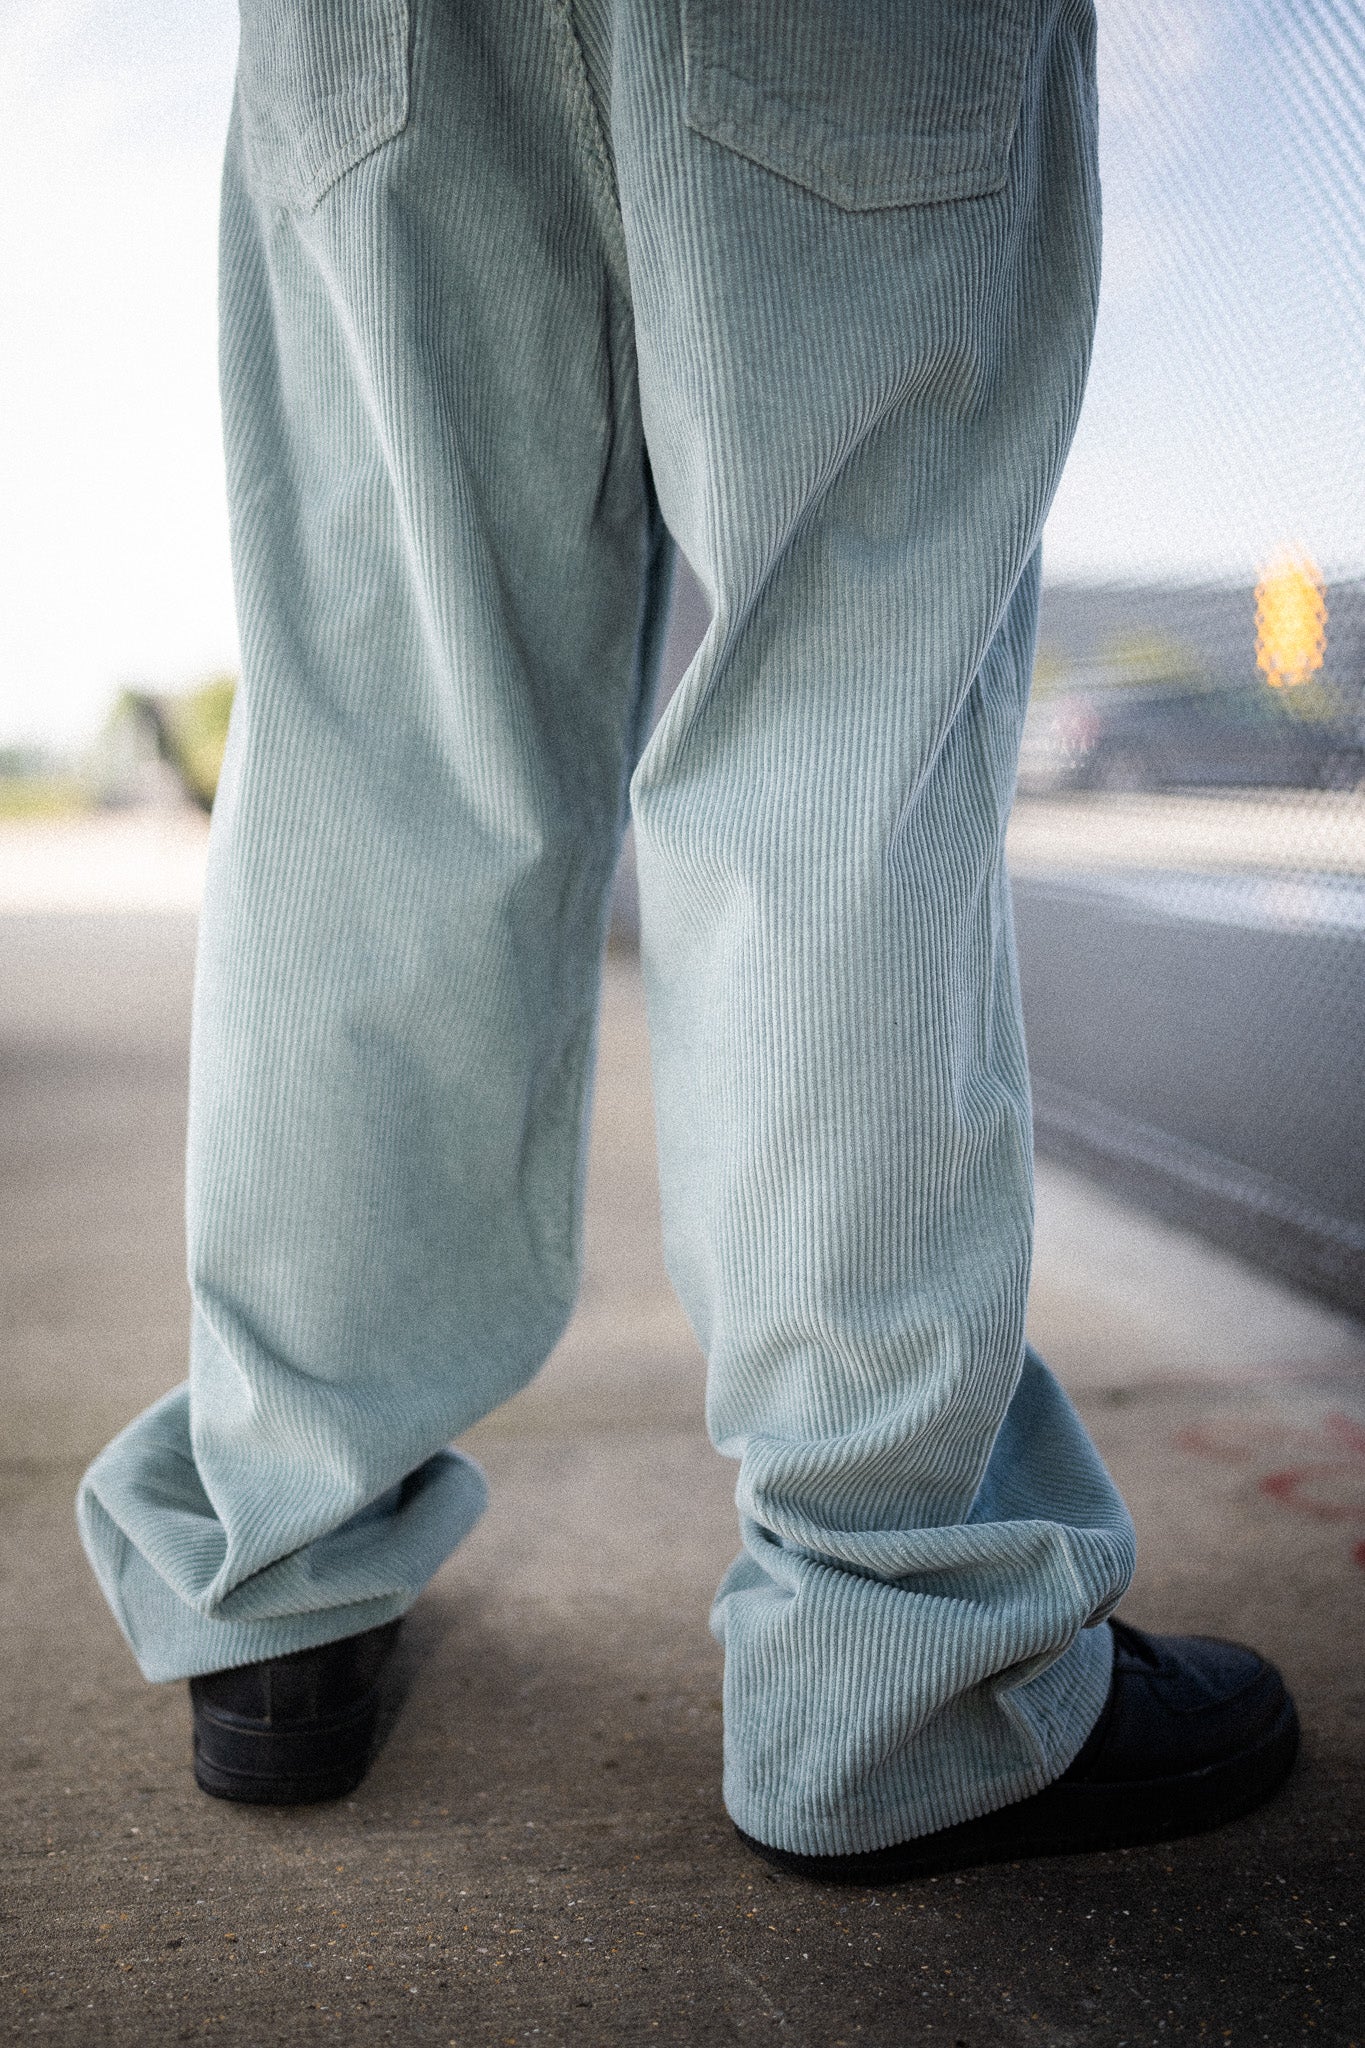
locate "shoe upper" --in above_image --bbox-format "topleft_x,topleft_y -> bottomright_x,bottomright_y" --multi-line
188,1621 -> 401,1729
1061,1619 -> 1290,1785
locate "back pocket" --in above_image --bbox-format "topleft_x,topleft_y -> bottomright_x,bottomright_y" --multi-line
681,0 -> 1033,212
236,0 -> 411,212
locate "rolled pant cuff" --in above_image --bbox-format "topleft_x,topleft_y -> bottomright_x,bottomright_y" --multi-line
723,1616 -> 1116,1860
75,1395 -> 487,1682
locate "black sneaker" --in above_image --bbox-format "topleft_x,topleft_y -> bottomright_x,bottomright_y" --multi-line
737,1619 -> 1299,1883
189,1621 -> 403,1806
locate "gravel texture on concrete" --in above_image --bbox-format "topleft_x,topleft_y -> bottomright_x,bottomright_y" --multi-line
2,911 -> 1362,2047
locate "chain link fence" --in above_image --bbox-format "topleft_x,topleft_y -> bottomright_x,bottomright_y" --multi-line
1012,0 -> 1365,1316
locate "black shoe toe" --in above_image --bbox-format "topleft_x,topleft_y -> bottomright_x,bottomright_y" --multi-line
1062,1620 -> 1291,1785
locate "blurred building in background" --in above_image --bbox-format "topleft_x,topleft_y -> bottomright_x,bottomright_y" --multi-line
1021,572 -> 1364,799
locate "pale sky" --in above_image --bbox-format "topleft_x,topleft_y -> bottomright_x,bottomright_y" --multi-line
0,1 -> 240,750
1049,0 -> 1365,594
1,0 -> 1361,749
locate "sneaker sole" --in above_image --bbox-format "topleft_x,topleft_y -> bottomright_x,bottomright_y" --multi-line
192,1699 -> 381,1807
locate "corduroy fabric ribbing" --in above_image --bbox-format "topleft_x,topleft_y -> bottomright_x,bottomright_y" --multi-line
77,0 -> 1135,1857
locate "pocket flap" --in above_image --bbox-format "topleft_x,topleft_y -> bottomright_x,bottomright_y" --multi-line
683,0 -> 1034,211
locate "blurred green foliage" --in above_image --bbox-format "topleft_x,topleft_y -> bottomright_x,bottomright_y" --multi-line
0,766 -> 91,819
158,674 -> 236,810
0,680 -> 238,820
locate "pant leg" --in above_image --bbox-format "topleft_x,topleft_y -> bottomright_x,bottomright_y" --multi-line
596,0 -> 1136,1853
77,0 -> 670,1681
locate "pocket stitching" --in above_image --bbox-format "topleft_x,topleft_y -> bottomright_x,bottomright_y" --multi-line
238,0 -> 411,213
689,59 -> 1015,209
682,1 -> 1031,214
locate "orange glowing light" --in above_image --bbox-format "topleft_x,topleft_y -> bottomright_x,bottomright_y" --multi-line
1255,548 -> 1326,689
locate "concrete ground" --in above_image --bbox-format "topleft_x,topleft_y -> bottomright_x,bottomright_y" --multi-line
2,905 -> 1363,2047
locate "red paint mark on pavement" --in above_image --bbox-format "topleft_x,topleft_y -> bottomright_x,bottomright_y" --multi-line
1259,1463 -> 1365,1523
1175,1409 -> 1365,1569
1327,1410 -> 1365,1457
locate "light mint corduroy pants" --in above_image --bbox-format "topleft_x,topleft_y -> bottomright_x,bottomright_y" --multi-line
77,0 -> 1135,1856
